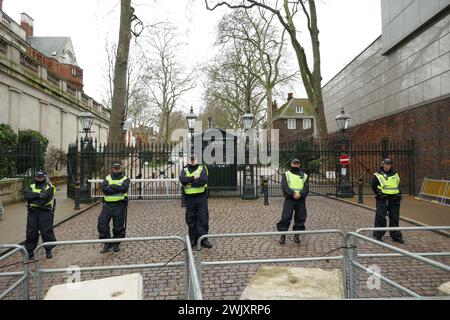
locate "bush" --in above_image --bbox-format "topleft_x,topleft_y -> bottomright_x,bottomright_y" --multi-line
0,124 -> 18,179
45,146 -> 68,177
18,129 -> 49,172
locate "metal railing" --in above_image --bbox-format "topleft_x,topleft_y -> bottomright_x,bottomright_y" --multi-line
185,236 -> 203,300
346,226 -> 450,299
0,244 -> 30,300
34,236 -> 187,300
197,230 -> 348,298
88,179 -> 181,199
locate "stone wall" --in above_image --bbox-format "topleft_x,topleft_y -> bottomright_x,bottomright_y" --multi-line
0,178 -> 24,205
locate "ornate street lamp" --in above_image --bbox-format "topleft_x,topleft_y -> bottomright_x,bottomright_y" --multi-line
241,108 -> 257,200
185,106 -> 197,154
335,107 -> 353,198
79,112 -> 94,138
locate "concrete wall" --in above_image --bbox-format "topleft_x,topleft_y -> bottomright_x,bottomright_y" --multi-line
323,10 -> 450,134
0,42 -> 109,152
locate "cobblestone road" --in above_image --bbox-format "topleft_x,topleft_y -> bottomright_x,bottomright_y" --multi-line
1,196 -> 449,299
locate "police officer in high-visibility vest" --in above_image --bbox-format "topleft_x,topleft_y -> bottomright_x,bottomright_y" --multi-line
97,162 -> 130,253
179,155 -> 212,249
371,158 -> 404,243
22,170 -> 56,259
277,158 -> 309,244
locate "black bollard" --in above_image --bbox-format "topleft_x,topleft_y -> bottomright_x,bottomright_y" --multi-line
181,187 -> 186,207
262,177 -> 269,205
358,177 -> 363,204
74,180 -> 81,210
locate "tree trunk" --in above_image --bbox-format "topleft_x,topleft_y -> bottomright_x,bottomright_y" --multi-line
107,0 -> 133,144
266,88 -> 273,141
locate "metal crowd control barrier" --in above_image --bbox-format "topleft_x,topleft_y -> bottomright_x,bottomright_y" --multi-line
0,244 -> 30,300
418,178 -> 450,206
89,179 -> 181,199
346,226 -> 450,299
185,236 -> 203,300
34,236 -> 190,300
197,230 -> 348,298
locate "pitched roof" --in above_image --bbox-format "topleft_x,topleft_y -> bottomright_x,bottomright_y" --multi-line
273,98 -> 314,121
27,37 -> 77,65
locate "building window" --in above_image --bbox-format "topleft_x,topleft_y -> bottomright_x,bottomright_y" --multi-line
303,119 -> 312,130
71,68 -> 77,77
295,105 -> 304,114
287,119 -> 296,130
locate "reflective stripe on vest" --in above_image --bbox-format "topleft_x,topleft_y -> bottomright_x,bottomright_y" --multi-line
104,175 -> 129,202
184,165 -> 207,195
374,172 -> 400,195
30,184 -> 55,208
285,171 -> 308,193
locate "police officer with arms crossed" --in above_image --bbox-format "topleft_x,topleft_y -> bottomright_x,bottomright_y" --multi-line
179,155 -> 212,249
277,158 -> 309,244
23,170 -> 56,259
372,158 -> 404,243
97,162 -> 130,253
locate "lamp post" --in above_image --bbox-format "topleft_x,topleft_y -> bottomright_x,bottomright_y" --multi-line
241,109 -> 257,200
335,107 -> 353,198
78,112 -> 95,203
186,106 -> 197,155
182,107 -> 197,207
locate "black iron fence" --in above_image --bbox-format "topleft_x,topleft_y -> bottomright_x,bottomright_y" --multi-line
0,140 -> 43,184
67,138 -> 414,202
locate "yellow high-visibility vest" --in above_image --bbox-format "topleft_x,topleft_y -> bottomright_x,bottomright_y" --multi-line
30,184 -> 56,208
374,172 -> 400,195
184,165 -> 208,195
104,175 -> 129,202
285,171 -> 308,193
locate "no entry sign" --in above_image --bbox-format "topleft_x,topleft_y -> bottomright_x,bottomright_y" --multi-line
340,154 -> 350,166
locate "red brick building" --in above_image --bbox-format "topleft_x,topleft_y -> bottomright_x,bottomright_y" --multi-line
272,93 -> 316,145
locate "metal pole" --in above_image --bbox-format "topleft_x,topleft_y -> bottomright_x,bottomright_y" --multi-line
74,180 -> 80,210
262,177 -> 269,205
358,177 -> 363,204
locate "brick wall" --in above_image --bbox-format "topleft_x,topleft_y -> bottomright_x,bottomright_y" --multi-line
274,118 -> 314,144
336,97 -> 450,193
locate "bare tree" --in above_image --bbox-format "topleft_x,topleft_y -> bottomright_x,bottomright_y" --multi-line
204,0 -> 328,141
108,0 -> 133,144
142,24 -> 197,144
216,8 -> 298,135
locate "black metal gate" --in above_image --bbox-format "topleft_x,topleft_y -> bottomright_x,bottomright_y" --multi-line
66,138 -> 414,202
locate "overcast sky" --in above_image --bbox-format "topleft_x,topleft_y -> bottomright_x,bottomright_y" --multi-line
4,0 -> 381,114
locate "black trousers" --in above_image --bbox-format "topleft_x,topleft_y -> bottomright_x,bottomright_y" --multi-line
25,208 -> 56,254
185,193 -> 209,246
373,197 -> 403,240
277,199 -> 307,232
97,202 -> 127,240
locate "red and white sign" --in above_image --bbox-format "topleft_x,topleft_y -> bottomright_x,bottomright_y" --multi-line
340,154 -> 350,166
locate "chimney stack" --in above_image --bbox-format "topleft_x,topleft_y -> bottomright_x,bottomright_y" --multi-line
20,13 -> 34,38
0,1 -> 3,11
207,116 -> 213,129
287,92 -> 293,101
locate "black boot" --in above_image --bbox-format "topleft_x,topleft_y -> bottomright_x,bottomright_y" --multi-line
201,239 -> 213,249
279,235 -> 286,245
392,238 -> 404,244
294,235 -> 300,244
113,243 -> 120,252
28,251 -> 34,260
100,243 -> 113,253
45,249 -> 53,259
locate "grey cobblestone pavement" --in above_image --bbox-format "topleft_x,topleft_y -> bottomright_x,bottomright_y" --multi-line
1,196 -> 449,299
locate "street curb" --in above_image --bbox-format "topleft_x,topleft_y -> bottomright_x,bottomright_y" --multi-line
18,201 -> 101,246
1,201 -> 100,258
328,196 -> 450,238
